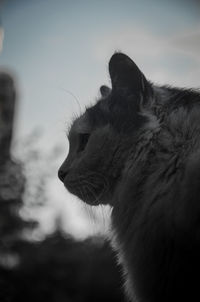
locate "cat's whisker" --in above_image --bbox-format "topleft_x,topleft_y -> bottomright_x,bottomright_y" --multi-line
78,179 -> 99,231
59,87 -> 82,115
77,180 -> 95,231
78,184 -> 97,236
85,183 -> 99,204
76,179 -> 85,200
88,173 -> 109,191
83,177 -> 109,204
83,185 -> 101,235
100,204 -> 107,234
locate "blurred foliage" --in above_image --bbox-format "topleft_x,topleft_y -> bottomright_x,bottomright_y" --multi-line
0,72 -> 125,301
1,233 -> 125,302
13,127 -> 63,208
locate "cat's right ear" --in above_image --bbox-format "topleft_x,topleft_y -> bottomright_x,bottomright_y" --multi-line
100,85 -> 111,98
109,53 -> 149,95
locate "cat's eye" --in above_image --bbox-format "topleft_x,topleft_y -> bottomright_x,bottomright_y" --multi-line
78,133 -> 90,152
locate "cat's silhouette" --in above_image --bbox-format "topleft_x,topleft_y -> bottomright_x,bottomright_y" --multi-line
59,53 -> 200,302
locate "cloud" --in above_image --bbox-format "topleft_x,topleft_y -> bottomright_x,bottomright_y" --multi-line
170,28 -> 200,61
93,23 -> 200,87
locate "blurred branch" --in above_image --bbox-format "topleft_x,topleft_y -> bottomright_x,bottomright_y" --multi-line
0,72 -> 16,163
0,71 -> 36,258
0,72 -> 24,202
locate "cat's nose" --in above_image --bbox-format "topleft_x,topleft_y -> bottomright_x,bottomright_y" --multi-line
58,167 -> 68,182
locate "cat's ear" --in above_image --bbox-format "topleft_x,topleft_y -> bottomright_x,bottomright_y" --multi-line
109,53 -> 149,94
100,85 -> 111,97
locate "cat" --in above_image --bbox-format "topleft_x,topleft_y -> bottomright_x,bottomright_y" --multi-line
58,53 -> 200,302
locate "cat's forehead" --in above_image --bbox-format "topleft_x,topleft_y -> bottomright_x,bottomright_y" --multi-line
70,112 -> 90,135
69,97 -> 110,137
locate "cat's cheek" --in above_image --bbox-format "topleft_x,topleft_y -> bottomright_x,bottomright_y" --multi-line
63,177 -> 102,205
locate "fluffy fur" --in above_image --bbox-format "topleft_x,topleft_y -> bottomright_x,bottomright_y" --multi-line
58,53 -> 200,302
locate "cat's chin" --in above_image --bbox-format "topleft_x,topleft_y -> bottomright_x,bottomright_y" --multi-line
82,199 -> 102,206
82,195 -> 110,206
63,175 -> 110,206
77,193 -> 107,206
64,182 -> 106,206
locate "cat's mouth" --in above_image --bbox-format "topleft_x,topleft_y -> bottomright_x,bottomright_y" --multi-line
63,175 -> 109,206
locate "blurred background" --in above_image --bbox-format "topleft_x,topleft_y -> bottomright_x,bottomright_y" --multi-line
0,0 -> 199,301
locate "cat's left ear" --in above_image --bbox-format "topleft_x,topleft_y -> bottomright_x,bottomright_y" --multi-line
109,53 -> 150,95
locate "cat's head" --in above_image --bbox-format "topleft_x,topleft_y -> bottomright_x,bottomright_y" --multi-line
58,53 -> 153,205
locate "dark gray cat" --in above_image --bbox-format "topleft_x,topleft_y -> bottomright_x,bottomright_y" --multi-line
58,53 -> 200,302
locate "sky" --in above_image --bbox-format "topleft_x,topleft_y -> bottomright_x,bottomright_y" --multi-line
0,0 -> 200,239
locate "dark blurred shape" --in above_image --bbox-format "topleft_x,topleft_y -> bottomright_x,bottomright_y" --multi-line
2,232 -> 125,302
0,73 -> 16,161
0,73 -> 125,301
0,72 -> 35,246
